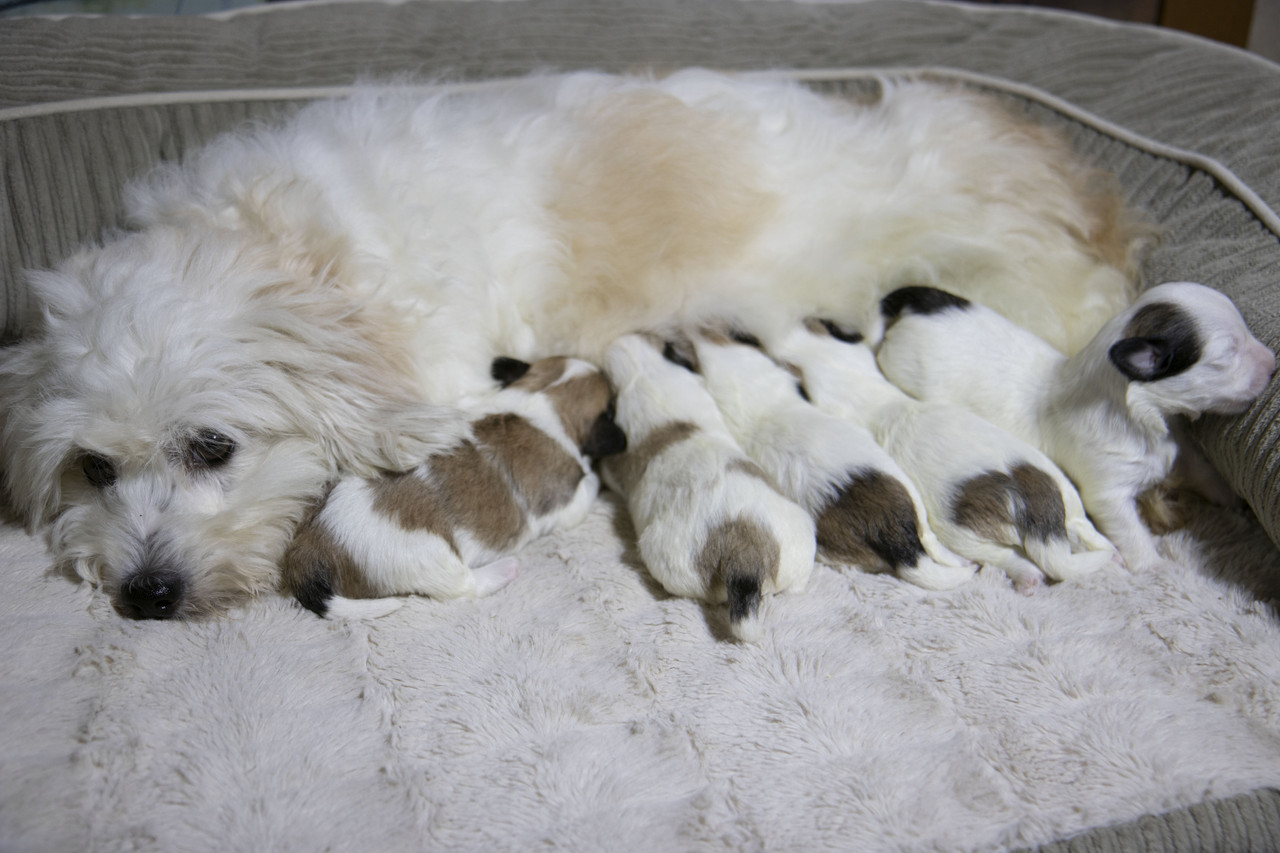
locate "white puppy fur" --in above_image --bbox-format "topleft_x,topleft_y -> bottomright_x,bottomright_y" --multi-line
770,320 -> 1118,593
0,69 -> 1147,618
601,334 -> 816,642
682,329 -> 974,591
281,356 -> 627,619
876,283 -> 1276,572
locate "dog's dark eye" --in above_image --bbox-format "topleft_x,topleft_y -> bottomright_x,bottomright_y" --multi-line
187,430 -> 236,470
81,453 -> 117,489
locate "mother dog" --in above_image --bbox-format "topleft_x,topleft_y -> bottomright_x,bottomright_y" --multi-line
0,70 -> 1145,618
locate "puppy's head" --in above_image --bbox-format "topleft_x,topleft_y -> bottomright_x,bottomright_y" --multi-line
1107,282 -> 1275,417
0,227 -> 465,619
492,355 -> 627,460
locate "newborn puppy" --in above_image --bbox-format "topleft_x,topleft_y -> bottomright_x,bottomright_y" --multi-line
772,319 -> 1118,593
684,328 -> 974,591
282,356 -> 627,617
601,333 -> 815,642
876,282 -> 1275,571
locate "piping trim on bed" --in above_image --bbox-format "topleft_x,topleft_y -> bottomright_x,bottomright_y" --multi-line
4,66 -> 1277,238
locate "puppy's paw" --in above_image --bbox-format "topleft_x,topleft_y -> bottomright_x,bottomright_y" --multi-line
1013,572 -> 1044,596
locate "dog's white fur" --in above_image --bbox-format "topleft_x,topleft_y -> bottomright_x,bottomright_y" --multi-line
770,321 -> 1118,593
876,282 -> 1275,572
281,356 -> 624,619
0,70 -> 1146,618
601,334 -> 816,641
685,330 -> 974,591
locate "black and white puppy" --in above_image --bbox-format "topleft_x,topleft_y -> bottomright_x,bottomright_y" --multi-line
771,319 -> 1118,593
876,282 -> 1275,571
282,356 -> 627,617
685,328 -> 975,591
600,333 -> 816,642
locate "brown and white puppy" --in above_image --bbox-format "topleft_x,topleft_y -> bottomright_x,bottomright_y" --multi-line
876,282 -> 1275,572
281,356 -> 626,617
770,319 -> 1118,593
683,328 -> 975,591
600,333 -> 816,642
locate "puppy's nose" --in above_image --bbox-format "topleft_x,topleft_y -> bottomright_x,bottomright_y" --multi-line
120,570 -> 186,620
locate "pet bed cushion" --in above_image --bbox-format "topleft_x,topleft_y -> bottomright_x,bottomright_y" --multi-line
1,1 -> 1278,851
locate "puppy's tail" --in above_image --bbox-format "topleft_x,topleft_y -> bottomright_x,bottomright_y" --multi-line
726,571 -> 765,643
1023,536 -> 1115,583
702,517 -> 778,643
897,556 -> 975,591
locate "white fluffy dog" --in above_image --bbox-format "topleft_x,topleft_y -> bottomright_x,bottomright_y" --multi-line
280,356 -> 626,620
0,69 -> 1146,618
771,319 -> 1118,593
684,329 -> 974,591
876,283 -> 1275,572
601,334 -> 816,641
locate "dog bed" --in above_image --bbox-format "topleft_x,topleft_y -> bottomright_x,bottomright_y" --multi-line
2,1 -> 1279,850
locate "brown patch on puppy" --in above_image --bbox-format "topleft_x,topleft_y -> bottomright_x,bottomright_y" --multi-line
373,440 -> 526,551
697,516 -> 780,627
507,357 -> 569,393
473,412 -> 584,518
545,371 -> 615,449
815,470 -> 926,573
281,497 -> 379,613
953,463 -> 1067,544
604,420 -> 699,493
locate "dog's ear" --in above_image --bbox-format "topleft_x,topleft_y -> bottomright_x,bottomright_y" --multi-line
661,336 -> 700,373
819,317 -> 860,343
582,408 -> 628,460
1108,337 -> 1178,382
491,357 -> 532,387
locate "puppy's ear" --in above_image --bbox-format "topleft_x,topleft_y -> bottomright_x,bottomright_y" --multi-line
1109,337 -> 1177,382
661,336 -> 700,373
491,357 -> 532,387
582,409 -> 628,460
814,318 -> 864,344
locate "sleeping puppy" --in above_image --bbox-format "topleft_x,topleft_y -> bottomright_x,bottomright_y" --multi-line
600,333 -> 815,642
281,356 -> 627,617
683,328 -> 975,591
876,282 -> 1275,572
770,319 -> 1118,593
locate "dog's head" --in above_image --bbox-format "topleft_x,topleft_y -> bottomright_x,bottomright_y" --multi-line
492,355 -> 627,460
0,227 -> 465,619
1106,282 -> 1275,418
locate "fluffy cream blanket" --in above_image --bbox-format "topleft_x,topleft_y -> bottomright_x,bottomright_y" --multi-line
2,491 -> 1279,851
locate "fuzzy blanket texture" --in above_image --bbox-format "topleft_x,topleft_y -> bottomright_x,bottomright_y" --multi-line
3,486 -> 1280,852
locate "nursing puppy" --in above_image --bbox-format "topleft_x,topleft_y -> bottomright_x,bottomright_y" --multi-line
876,283 -> 1275,571
684,329 -> 974,591
281,356 -> 626,618
0,69 -> 1149,619
601,334 -> 815,642
771,319 -> 1118,593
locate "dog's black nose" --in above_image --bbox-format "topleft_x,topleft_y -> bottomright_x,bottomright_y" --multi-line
119,570 -> 185,620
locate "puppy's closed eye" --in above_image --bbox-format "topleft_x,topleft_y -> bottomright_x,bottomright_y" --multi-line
186,430 -> 237,470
